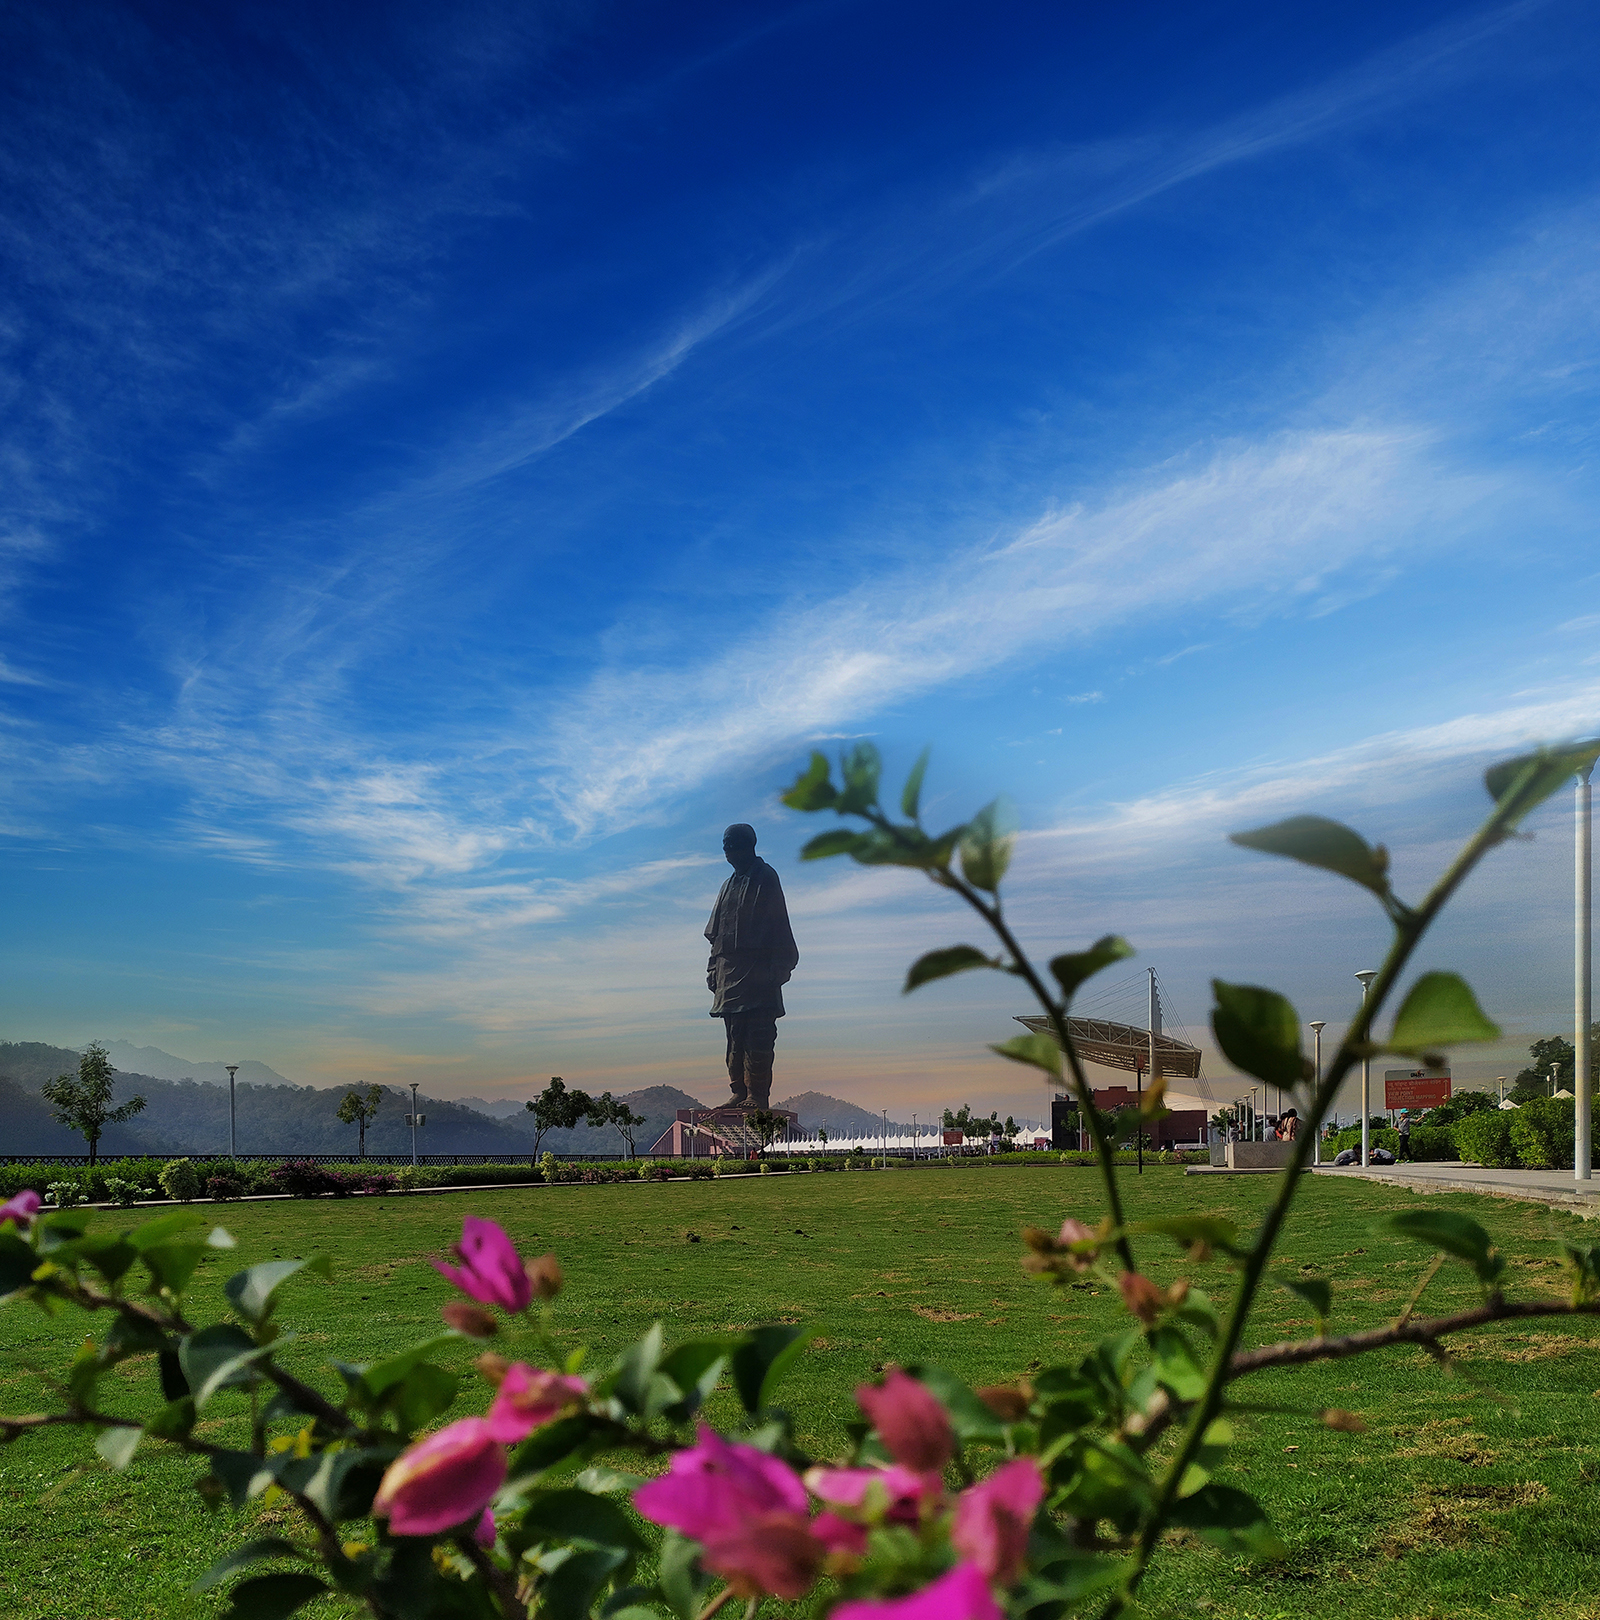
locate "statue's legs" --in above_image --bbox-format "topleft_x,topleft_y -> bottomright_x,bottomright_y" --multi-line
723,1013 -> 778,1109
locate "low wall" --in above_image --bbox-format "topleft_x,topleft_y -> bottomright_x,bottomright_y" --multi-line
1226,1140 -> 1296,1170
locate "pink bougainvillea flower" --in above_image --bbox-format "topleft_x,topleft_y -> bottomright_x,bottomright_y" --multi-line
371,1418 -> 507,1536
805,1464 -> 942,1525
474,1507 -> 497,1547
634,1426 -> 822,1598
0,1189 -> 41,1228
482,1362 -> 589,1442
432,1217 -> 534,1313
1056,1218 -> 1098,1272
831,1562 -> 1003,1620
1117,1270 -> 1164,1326
951,1457 -> 1045,1584
812,1511 -> 869,1558
855,1369 -> 955,1474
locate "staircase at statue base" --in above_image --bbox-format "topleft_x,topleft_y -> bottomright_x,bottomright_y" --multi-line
645,1106 -> 800,1158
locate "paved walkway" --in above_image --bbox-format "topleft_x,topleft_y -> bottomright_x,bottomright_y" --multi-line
1312,1160 -> 1600,1214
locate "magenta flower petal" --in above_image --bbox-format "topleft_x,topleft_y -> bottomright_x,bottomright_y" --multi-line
952,1458 -> 1044,1583
474,1507 -> 497,1547
482,1362 -> 588,1442
0,1189 -> 41,1228
831,1563 -> 1003,1620
812,1511 -> 869,1557
371,1418 -> 507,1536
432,1216 -> 533,1313
805,1464 -> 942,1524
855,1369 -> 956,1474
702,1510 -> 823,1599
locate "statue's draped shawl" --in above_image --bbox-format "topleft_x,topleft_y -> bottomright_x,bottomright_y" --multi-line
705,857 -> 799,1017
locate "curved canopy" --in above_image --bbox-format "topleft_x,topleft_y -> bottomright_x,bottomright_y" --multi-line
1014,1014 -> 1202,1079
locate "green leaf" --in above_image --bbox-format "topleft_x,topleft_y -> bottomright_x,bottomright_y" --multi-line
386,1362 -> 459,1435
1485,740 -> 1600,829
609,1323 -> 664,1415
1049,935 -> 1135,1003
1177,1417 -> 1234,1498
958,797 -> 1015,891
140,1240 -> 210,1295
207,1449 -> 284,1507
989,1031 -> 1062,1079
359,1334 -> 459,1398
1175,1288 -> 1222,1340
540,1547 -> 631,1619
1149,1327 -> 1207,1401
191,1539 -> 305,1594
1282,1276 -> 1331,1325
1133,1217 -> 1242,1257
1230,815 -> 1392,902
731,1323 -> 806,1415
656,1339 -> 730,1420
1387,972 -> 1500,1055
126,1210 -> 205,1251
901,748 -> 930,819
903,945 -> 998,994
1168,1483 -> 1285,1558
799,828 -> 864,860
179,1324 -> 277,1406
656,1528 -> 709,1620
278,1448 -> 394,1523
1211,980 -> 1309,1088
1390,1210 -> 1504,1285
220,1571 -> 329,1620
95,1425 -> 142,1470
224,1257 -> 330,1325
521,1487 -> 646,1553
0,1232 -> 38,1295
835,742 -> 883,815
781,751 -> 837,812
509,1413 -> 599,1478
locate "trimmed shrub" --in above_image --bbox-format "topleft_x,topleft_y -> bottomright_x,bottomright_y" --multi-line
158,1160 -> 201,1202
1457,1109 -> 1517,1168
207,1170 -> 248,1201
1509,1096 -> 1575,1170
46,1181 -> 84,1208
102,1177 -> 141,1207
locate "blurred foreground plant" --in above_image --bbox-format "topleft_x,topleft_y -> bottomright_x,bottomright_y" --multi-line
5,738 -> 1600,1619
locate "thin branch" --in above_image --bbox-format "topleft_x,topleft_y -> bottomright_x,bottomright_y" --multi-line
455,1533 -> 530,1620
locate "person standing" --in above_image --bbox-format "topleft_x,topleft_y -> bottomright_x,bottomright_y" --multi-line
705,824 -> 799,1110
1398,1112 -> 1413,1162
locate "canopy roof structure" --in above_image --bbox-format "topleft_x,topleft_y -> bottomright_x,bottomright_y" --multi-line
1015,1014 -> 1203,1079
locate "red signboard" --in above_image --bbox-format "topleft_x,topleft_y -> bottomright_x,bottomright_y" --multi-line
942,1130 -> 964,1145
1384,1069 -> 1451,1110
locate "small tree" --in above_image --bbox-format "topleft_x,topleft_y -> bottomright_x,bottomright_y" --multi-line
336,1084 -> 384,1158
745,1108 -> 787,1158
592,1092 -> 648,1159
525,1076 -> 594,1157
41,1042 -> 145,1166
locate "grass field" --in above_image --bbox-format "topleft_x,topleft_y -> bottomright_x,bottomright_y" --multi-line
4,1166 -> 1599,1620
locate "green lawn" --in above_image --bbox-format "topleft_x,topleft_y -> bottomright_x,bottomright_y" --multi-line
4,1166 -> 1599,1620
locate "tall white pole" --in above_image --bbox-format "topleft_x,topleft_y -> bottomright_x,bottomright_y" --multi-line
226,1065 -> 238,1159
410,1082 -> 420,1168
1578,765 -> 1592,1182
1310,1022 -> 1325,1166
1356,971 -> 1377,1167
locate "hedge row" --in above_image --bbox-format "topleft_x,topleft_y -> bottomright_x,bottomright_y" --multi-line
1454,1096 -> 1600,1170
1,1146 -> 1199,1204
1323,1124 -> 1458,1162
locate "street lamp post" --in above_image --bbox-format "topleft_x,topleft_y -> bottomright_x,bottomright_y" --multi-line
1356,971 -> 1378,1168
1579,763 -> 1594,1182
912,1113 -> 918,1161
1497,1076 -> 1507,1104
1309,1021 -> 1326,1166
225,1065 -> 238,1159
407,1082 -> 423,1168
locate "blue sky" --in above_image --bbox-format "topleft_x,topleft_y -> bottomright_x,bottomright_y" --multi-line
3,0 -> 1597,1120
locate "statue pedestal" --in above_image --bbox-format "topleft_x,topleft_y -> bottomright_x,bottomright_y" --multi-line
646,1106 -> 799,1158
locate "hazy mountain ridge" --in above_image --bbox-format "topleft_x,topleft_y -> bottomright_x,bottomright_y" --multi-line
775,1091 -> 913,1136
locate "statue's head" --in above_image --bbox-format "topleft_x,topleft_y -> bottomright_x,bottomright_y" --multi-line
722,823 -> 758,872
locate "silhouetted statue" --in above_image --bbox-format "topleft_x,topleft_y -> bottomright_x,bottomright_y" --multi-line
705,824 -> 798,1109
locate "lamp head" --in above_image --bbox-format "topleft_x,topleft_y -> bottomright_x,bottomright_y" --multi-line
1354,970 -> 1378,989
1309,1020 -> 1326,1033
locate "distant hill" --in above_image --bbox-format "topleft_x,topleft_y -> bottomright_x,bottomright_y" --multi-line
0,1039 -> 712,1158
94,1041 -> 291,1088
776,1091 -> 912,1136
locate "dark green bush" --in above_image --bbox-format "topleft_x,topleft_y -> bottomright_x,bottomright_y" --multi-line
1456,1109 -> 1517,1167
